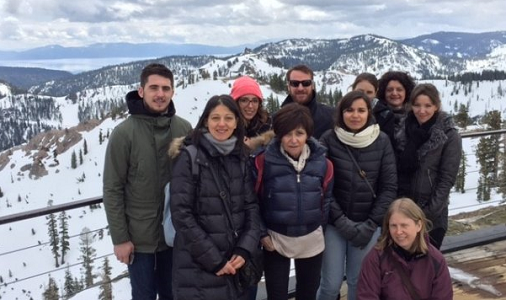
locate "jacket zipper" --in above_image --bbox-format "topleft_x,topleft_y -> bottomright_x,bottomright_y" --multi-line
297,173 -> 302,224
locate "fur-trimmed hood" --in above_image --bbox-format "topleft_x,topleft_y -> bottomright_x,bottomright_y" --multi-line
246,130 -> 275,153
168,136 -> 188,159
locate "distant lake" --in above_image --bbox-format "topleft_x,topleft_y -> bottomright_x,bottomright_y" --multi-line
0,57 -> 154,74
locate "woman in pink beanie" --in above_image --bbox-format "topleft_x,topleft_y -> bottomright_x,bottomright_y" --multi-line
230,76 -> 272,149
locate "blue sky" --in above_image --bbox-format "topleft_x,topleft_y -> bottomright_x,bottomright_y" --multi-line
0,0 -> 505,50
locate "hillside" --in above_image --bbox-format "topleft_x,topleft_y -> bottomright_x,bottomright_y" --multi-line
1,30 -> 506,299
0,66 -> 71,90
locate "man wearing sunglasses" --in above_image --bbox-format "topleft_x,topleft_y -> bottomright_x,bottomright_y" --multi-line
282,64 -> 334,139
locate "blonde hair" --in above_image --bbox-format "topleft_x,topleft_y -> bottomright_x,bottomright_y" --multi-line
376,198 -> 431,254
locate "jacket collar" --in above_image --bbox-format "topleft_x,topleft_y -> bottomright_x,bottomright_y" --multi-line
126,90 -> 176,118
281,91 -> 318,114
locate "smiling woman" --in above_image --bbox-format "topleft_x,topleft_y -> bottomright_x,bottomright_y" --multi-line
357,198 -> 453,300
317,90 -> 397,300
169,94 -> 261,300
396,83 -> 462,250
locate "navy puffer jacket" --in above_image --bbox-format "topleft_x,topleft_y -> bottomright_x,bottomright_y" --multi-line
259,137 -> 333,237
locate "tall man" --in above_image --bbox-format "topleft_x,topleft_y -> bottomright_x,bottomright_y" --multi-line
103,63 -> 192,300
282,64 -> 334,139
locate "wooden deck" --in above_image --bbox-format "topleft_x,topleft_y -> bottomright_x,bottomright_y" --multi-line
271,224 -> 506,300
448,239 -> 506,299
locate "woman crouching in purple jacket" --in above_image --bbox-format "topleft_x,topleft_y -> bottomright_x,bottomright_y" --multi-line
357,198 -> 452,300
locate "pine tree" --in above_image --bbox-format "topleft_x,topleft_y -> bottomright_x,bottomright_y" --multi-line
0,186 -> 3,198
74,276 -> 85,294
99,130 -> 104,145
59,211 -> 70,265
42,276 -> 59,300
46,213 -> 60,267
98,257 -> 113,300
265,93 -> 280,114
63,267 -> 76,299
80,227 -> 97,287
83,139 -> 88,155
498,135 -> 506,197
455,150 -> 467,193
79,149 -> 83,165
71,150 -> 77,169
454,104 -> 471,128
476,110 -> 502,200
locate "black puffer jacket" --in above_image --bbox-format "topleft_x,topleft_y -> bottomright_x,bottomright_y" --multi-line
397,112 -> 462,230
372,99 -> 395,144
320,130 -> 397,226
169,137 -> 261,300
281,92 -> 334,139
259,137 -> 334,237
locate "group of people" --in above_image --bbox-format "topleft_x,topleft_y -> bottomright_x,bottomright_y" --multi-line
103,62 -> 461,300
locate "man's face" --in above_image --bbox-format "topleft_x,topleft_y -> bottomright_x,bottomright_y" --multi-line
287,70 -> 314,105
138,74 -> 174,113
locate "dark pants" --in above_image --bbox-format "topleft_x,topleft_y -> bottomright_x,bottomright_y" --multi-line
249,285 -> 258,300
264,250 -> 323,300
128,248 -> 173,300
429,227 -> 447,250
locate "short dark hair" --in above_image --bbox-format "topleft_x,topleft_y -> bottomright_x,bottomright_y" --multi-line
409,83 -> 441,111
193,94 -> 245,146
286,64 -> 314,81
377,71 -> 416,106
352,72 -> 378,92
140,63 -> 174,88
273,103 -> 314,138
335,90 -> 373,132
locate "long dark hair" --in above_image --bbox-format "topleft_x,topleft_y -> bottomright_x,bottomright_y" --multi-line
245,106 -> 271,136
335,90 -> 374,132
192,95 -> 245,150
351,72 -> 378,91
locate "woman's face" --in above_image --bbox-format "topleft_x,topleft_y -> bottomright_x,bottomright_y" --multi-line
354,80 -> 377,100
385,80 -> 406,110
205,104 -> 237,141
237,94 -> 260,121
280,126 -> 308,159
389,212 -> 422,251
343,98 -> 369,133
412,94 -> 438,125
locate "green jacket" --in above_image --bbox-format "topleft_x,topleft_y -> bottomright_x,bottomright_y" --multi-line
103,91 -> 192,253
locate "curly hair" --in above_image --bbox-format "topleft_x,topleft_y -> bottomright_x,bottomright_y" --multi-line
377,71 -> 416,108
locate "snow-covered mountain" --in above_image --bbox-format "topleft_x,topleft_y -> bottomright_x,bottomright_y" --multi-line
400,31 -> 506,59
1,32 -> 506,299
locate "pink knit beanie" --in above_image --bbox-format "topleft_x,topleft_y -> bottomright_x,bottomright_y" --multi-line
230,76 -> 263,102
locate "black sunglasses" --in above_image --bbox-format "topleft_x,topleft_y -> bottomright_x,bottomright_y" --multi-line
288,80 -> 312,87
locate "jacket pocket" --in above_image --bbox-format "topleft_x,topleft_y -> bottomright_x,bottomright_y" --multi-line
126,200 -> 159,247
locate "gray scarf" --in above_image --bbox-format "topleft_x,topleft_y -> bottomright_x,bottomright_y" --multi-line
203,132 -> 238,155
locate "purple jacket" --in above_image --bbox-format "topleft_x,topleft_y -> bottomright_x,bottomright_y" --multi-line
357,244 -> 453,300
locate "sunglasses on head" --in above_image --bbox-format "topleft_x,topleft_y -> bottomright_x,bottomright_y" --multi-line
288,80 -> 312,87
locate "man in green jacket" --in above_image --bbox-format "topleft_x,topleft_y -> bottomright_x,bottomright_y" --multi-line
103,63 -> 192,300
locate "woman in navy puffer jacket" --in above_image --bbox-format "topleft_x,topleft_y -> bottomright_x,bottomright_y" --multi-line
253,103 -> 334,300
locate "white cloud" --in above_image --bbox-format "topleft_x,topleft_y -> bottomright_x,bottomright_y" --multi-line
0,0 -> 505,50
